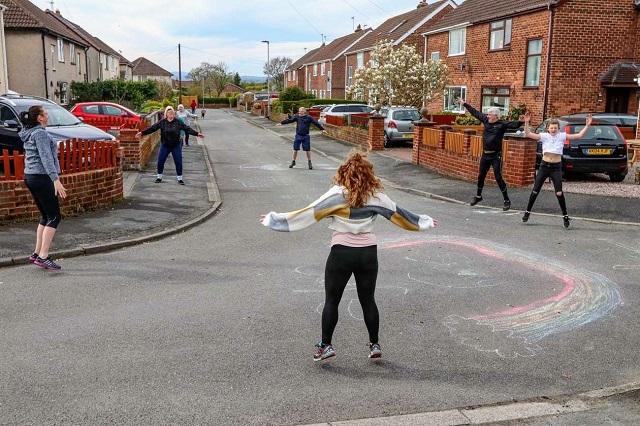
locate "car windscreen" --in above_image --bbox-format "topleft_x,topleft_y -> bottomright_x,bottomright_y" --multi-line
392,110 -> 420,121
570,125 -> 622,141
15,103 -> 82,126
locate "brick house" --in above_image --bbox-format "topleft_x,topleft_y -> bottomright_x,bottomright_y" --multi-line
131,57 -> 173,85
423,0 -> 640,121
342,0 -> 455,98
2,0 -> 90,104
284,46 -> 322,92
299,26 -> 371,99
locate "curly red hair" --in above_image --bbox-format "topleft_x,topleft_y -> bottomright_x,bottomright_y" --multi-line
333,150 -> 383,208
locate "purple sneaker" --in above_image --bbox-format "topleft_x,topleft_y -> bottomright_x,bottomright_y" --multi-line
28,253 -> 38,263
34,256 -> 62,270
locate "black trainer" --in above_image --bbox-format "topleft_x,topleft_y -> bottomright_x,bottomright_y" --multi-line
563,216 -> 571,229
289,161 -> 296,168
522,211 -> 530,223
178,179 -> 185,185
155,178 -> 162,183
470,196 -> 483,206
34,256 -> 61,270
503,199 -> 511,211
308,161 -> 313,170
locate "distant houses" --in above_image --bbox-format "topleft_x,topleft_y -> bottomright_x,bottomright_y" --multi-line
131,57 -> 173,84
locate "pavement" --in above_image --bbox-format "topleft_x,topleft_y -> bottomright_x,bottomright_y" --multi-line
237,112 -> 640,225
1,110 -> 639,425
0,119 -> 220,267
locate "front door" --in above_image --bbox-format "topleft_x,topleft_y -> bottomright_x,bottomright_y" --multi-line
605,88 -> 630,113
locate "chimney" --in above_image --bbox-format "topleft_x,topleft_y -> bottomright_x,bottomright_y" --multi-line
355,24 -> 362,32
417,0 -> 428,8
55,9 -> 61,15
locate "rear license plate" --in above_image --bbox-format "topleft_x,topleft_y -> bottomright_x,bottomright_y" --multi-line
403,133 -> 413,138
586,148 -> 612,155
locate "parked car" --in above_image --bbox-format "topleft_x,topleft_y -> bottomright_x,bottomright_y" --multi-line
563,112 -> 637,129
70,101 -> 143,123
0,94 -> 115,153
319,104 -> 373,125
534,117 -> 628,182
380,107 -> 420,147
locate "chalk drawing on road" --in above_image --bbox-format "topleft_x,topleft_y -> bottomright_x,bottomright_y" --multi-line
612,265 -> 640,271
597,238 -> 640,258
239,163 -> 336,171
379,235 -> 622,359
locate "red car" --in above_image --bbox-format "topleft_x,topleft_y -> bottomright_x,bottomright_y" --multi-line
70,102 -> 142,123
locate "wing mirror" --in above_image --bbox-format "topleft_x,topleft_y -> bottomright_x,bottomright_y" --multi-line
4,120 -> 21,129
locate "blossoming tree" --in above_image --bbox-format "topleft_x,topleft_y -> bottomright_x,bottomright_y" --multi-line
347,40 -> 449,108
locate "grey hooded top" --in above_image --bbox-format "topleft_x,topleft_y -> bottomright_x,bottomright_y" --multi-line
20,126 -> 60,181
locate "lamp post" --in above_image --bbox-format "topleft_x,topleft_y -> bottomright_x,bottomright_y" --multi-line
261,40 -> 270,118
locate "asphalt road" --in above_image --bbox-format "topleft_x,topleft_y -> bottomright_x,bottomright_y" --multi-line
1,110 -> 639,425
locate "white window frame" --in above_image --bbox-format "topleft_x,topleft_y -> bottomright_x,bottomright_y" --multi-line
448,28 -> 466,56
327,70 -> 331,91
57,38 -> 64,62
347,66 -> 353,86
525,39 -> 543,87
430,51 -> 440,61
443,86 -> 467,113
356,52 -> 365,69
69,44 -> 76,64
490,19 -> 512,51
50,45 -> 56,71
313,63 -> 318,76
77,52 -> 82,75
320,62 -> 326,75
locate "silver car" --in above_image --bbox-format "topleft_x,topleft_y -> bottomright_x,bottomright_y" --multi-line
319,104 -> 373,125
380,107 -> 420,147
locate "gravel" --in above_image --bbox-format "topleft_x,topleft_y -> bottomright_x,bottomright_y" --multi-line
543,165 -> 640,198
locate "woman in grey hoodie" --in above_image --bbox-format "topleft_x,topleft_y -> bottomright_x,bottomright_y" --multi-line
20,105 -> 67,270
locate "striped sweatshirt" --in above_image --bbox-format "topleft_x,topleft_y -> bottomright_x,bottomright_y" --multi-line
262,185 -> 435,233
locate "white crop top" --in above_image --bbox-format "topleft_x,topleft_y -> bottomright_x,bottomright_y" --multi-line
539,132 -> 567,155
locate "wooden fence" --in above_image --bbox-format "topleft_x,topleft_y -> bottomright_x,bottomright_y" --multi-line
0,140 -> 119,181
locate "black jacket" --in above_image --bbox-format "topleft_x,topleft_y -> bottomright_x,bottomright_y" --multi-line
141,118 -> 198,148
463,103 -> 522,153
281,114 -> 324,136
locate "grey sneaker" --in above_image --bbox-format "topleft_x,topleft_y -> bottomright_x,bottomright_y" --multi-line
313,342 -> 336,362
368,343 -> 382,359
34,256 -> 61,270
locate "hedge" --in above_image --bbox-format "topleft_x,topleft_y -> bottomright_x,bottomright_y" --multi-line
198,97 -> 237,107
272,99 -> 365,114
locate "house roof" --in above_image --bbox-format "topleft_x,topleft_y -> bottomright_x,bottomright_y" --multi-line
345,0 -> 449,54
131,57 -> 173,77
599,61 -> 640,87
46,9 -> 122,58
423,0 -> 559,35
223,82 -> 246,92
1,0 -> 88,46
286,46 -> 323,71
303,27 -> 372,64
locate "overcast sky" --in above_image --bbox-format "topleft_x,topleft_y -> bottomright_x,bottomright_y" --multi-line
35,0 -> 451,76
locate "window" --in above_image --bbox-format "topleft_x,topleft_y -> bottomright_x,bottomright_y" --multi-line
320,62 -> 325,75
0,105 -> 18,123
327,70 -> 331,91
50,45 -> 56,71
525,39 -> 543,87
293,70 -> 297,81
106,55 -> 110,71
76,53 -> 82,75
57,38 -> 64,62
443,86 -> 467,112
356,52 -> 365,68
430,51 -> 440,61
70,44 -> 76,64
313,63 -> 318,76
448,28 -> 466,56
59,82 -> 68,104
82,105 -> 100,114
481,87 -> 510,115
103,105 -> 125,116
347,66 -> 353,86
489,19 -> 512,50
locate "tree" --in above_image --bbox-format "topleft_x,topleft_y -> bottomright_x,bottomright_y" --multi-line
233,72 -> 242,86
346,41 -> 450,108
263,56 -> 292,92
188,62 -> 232,96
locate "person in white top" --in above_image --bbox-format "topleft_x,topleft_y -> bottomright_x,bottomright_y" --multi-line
522,113 -> 592,228
176,104 -> 198,146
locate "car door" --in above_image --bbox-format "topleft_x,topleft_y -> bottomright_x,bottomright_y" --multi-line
101,105 -> 128,118
0,105 -> 24,152
79,104 -> 102,121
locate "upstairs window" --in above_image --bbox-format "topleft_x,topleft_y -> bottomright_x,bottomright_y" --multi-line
525,39 -> 543,87
356,52 -> 365,69
321,62 -> 326,75
347,66 -> 353,86
448,28 -> 466,56
313,63 -> 318,76
490,19 -> 512,50
69,44 -> 76,64
57,38 -> 64,62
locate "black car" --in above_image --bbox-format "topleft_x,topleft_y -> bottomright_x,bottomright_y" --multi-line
535,117 -> 628,182
0,94 -> 115,153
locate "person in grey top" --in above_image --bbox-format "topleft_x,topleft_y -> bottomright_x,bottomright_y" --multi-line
20,105 -> 67,270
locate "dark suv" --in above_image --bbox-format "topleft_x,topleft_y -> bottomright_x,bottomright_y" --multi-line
0,94 -> 115,153
535,117 -> 628,182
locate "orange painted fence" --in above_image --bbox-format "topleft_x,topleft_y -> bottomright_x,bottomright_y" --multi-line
0,140 -> 119,181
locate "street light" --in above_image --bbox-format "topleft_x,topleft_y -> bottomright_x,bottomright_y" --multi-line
261,40 -> 271,118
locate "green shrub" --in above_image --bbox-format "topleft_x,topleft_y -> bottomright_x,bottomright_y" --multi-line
199,97 -> 237,106
70,80 -> 159,111
279,87 -> 314,102
505,104 -> 527,121
455,114 -> 482,125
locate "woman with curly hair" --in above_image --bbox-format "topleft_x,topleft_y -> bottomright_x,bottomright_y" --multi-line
261,151 -> 437,362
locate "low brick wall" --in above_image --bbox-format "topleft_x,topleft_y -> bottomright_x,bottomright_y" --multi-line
119,129 -> 160,171
412,123 -> 537,187
0,161 -> 124,224
324,124 -> 369,150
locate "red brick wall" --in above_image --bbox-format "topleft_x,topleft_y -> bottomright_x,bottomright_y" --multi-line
323,116 -> 385,151
331,57 -> 347,99
547,0 -> 640,117
307,60 -> 332,98
425,9 -> 551,122
119,129 -> 160,171
0,166 -> 123,223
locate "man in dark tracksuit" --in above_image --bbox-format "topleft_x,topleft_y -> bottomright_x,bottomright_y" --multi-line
277,107 -> 324,170
458,99 -> 523,211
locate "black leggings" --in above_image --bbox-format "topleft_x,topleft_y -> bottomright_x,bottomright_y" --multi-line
322,245 -> 379,345
477,153 -> 509,199
24,174 -> 61,229
526,161 -> 567,215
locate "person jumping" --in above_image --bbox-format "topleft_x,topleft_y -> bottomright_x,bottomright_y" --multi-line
522,113 -> 592,228
260,151 -> 437,362
457,99 -> 524,211
277,107 -> 324,170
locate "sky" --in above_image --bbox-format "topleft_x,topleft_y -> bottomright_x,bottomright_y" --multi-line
35,0 -> 453,76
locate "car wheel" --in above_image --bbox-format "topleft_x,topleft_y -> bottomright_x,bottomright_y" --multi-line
384,133 -> 393,148
608,172 -> 627,183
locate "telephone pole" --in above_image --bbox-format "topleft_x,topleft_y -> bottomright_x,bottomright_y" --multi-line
178,43 -> 182,106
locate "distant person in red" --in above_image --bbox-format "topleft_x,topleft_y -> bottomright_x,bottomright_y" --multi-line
190,99 -> 197,114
